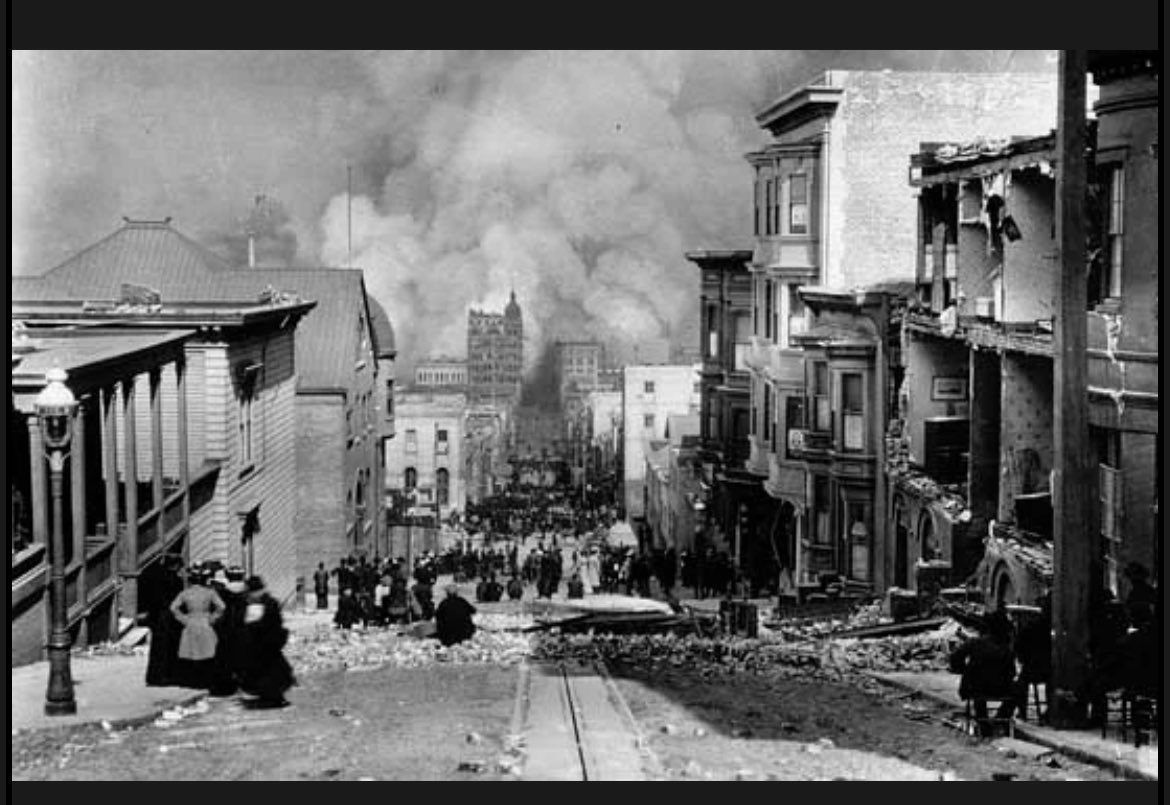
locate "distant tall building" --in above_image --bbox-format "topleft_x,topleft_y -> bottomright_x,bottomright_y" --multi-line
556,340 -> 603,404
467,291 -> 523,403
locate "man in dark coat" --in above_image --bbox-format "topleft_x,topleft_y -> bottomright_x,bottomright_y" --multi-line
313,562 -> 331,610
506,573 -> 524,601
949,610 -> 1017,737
333,587 -> 362,629
435,584 -> 477,647
413,578 -> 436,620
239,576 -> 296,708
660,547 -> 678,596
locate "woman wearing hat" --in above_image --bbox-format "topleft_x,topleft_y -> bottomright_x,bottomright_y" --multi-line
145,555 -> 185,687
238,576 -> 296,708
169,564 -> 227,689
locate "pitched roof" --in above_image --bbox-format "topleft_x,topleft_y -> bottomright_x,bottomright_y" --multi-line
13,219 -> 394,393
38,218 -> 233,293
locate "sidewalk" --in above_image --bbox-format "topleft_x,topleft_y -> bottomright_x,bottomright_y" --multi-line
11,652 -> 205,734
12,603 -> 337,735
868,670 -> 1159,781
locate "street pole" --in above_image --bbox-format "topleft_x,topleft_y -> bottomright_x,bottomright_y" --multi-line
1050,49 -> 1094,728
38,366 -> 77,716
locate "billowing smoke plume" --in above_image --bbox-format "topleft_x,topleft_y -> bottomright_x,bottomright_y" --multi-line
316,50 -> 1057,379
13,50 -> 1057,379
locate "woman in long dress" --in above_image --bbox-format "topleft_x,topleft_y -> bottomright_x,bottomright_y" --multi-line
169,565 -> 226,689
145,557 -> 185,686
239,576 -> 296,708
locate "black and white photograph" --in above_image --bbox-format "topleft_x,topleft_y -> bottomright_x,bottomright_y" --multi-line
10,46 -> 1160,782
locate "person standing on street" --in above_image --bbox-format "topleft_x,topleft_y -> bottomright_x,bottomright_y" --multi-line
239,576 -> 296,708
313,562 -> 330,610
584,547 -> 602,594
169,564 -> 226,690
145,555 -> 185,687
209,565 -> 249,697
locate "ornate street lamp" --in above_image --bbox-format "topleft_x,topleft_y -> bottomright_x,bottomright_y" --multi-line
36,365 -> 78,716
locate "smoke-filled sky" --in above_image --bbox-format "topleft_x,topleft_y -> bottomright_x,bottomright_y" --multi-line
12,50 -> 1057,373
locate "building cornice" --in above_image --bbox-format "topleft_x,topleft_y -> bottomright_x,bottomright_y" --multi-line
755,83 -> 843,137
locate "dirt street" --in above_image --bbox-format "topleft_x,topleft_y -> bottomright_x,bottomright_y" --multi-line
11,664 -> 518,781
605,661 -> 1118,781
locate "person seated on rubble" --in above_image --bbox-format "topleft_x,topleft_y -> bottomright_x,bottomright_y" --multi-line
483,572 -> 504,602
949,609 -> 1017,737
434,584 -> 477,648
566,572 -> 586,600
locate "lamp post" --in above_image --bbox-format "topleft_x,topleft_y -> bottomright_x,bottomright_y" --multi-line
37,365 -> 78,716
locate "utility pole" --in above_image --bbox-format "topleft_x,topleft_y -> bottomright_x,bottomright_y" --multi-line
1049,49 -> 1094,728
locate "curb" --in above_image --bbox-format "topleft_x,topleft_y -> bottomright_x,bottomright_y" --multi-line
11,690 -> 209,738
863,672 -> 1157,781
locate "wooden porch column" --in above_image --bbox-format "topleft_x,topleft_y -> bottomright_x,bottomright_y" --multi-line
176,356 -> 191,566
121,377 -> 140,617
71,399 -> 88,612
27,415 -> 47,548
150,368 -> 164,512
102,386 -> 119,549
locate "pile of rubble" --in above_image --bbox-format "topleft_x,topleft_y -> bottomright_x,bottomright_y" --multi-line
285,613 -> 534,673
532,611 -> 973,680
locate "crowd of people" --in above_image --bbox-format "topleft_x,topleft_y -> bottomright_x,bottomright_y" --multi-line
145,558 -> 295,708
949,561 -> 1160,740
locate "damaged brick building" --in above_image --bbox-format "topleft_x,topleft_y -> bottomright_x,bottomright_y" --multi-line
891,49 -> 1159,606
